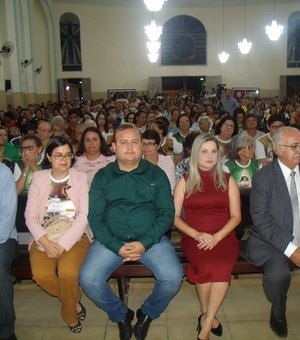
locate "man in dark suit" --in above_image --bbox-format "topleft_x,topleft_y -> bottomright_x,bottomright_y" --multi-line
244,126 -> 300,338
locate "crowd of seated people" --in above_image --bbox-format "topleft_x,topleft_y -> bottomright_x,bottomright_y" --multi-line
1,92 -> 300,221
1,92 -> 300,226
1,91 -> 300,338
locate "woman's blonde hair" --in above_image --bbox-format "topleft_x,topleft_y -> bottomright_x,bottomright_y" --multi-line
186,133 -> 227,196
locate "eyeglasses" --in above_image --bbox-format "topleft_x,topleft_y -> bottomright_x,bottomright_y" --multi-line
20,145 -> 37,152
51,153 -> 74,160
143,142 -> 156,147
278,144 -> 300,151
241,145 -> 254,150
223,123 -> 235,129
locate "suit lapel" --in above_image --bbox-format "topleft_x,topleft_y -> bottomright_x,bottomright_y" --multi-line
272,160 -> 290,198
272,160 -> 293,231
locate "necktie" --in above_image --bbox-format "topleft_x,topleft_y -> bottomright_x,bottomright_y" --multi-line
290,171 -> 300,246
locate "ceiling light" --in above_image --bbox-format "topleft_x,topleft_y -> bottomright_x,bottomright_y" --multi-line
265,0 -> 284,41
146,41 -> 161,54
218,51 -> 230,63
238,38 -> 252,54
144,20 -> 162,42
238,0 -> 252,54
143,0 -> 167,12
218,0 -> 230,63
148,53 -> 159,63
265,19 -> 284,41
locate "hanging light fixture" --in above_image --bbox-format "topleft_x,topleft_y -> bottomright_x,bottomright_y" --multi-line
143,1 -> 165,63
218,0 -> 230,63
218,51 -> 230,63
238,0 -> 252,54
144,20 -> 162,42
238,38 -> 252,54
266,20 -> 284,41
146,41 -> 161,63
146,41 -> 161,54
147,53 -> 159,63
265,0 -> 284,41
144,19 -> 162,63
143,0 -> 167,13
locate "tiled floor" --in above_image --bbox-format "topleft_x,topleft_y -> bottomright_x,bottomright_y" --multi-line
14,272 -> 300,340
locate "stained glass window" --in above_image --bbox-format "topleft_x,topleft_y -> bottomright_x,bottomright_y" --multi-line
161,15 -> 206,66
287,11 -> 300,68
60,13 -> 82,71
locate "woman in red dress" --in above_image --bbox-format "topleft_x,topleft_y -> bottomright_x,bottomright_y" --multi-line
174,133 -> 241,340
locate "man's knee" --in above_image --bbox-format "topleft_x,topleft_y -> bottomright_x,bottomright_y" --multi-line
265,269 -> 291,287
79,262 -> 108,289
79,263 -> 93,288
0,268 -> 13,287
159,266 -> 183,292
263,254 -> 291,284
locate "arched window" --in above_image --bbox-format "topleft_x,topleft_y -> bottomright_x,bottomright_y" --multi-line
287,11 -> 300,68
60,13 -> 82,71
161,15 -> 206,66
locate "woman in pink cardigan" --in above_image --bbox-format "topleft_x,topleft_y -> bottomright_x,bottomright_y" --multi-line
142,129 -> 175,191
25,136 -> 92,334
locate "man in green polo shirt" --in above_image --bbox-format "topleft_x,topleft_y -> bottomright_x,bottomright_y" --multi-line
80,124 -> 183,340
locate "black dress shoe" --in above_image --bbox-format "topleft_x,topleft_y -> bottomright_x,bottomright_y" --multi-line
117,308 -> 134,340
133,308 -> 152,340
270,312 -> 288,337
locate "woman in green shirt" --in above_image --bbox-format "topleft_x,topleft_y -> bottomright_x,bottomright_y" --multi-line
223,134 -> 259,190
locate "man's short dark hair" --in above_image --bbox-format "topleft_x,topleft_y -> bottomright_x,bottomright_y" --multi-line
267,114 -> 285,127
68,108 -> 81,117
20,123 -> 36,135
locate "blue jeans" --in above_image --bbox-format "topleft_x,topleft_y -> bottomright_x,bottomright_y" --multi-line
0,238 -> 18,339
80,236 -> 183,322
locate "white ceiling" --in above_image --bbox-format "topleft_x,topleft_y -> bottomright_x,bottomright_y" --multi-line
52,0 -> 298,7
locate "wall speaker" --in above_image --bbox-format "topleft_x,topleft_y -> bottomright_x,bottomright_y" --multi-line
5,79 -> 11,91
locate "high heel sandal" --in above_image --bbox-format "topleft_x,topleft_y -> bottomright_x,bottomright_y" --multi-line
68,320 -> 82,333
196,314 -> 205,339
197,313 -> 214,339
211,318 -> 223,336
77,302 -> 86,321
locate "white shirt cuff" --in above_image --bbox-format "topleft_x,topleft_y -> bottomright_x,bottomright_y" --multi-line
284,242 -> 298,257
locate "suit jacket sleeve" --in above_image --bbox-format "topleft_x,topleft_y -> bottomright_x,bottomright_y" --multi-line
250,164 -> 293,253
